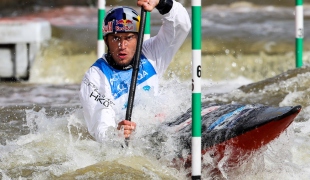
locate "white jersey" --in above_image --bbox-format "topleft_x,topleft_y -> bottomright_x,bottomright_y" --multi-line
79,1 -> 191,142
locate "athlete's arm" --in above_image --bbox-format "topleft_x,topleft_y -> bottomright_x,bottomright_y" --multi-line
142,0 -> 191,77
79,66 -> 116,142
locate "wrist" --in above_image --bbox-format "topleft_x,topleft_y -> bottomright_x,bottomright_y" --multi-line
155,0 -> 173,15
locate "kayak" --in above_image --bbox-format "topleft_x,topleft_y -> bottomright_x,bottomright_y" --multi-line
163,103 -> 302,167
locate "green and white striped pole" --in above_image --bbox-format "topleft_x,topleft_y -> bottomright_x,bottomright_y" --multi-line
144,12 -> 151,40
295,0 -> 303,68
191,0 -> 202,179
97,0 -> 105,58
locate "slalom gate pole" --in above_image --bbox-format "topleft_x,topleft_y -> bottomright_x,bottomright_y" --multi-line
97,0 -> 106,58
191,0 -> 202,179
295,0 -> 303,68
145,12 -> 151,40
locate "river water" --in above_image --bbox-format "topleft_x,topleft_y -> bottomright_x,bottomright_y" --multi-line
1,2 -> 310,179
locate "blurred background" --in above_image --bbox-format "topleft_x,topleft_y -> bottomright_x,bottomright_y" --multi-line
1,0 -> 310,83
0,0 -> 308,14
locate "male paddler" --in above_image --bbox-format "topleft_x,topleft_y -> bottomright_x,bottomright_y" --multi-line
79,0 -> 191,142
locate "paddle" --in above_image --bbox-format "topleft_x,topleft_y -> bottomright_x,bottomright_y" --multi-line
125,7 -> 147,145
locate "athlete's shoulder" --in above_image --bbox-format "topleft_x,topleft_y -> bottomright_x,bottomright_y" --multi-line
92,57 -> 109,67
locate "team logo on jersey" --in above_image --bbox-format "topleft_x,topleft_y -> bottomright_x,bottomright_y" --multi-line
113,82 -> 128,99
82,78 -> 115,108
138,70 -> 148,80
110,73 -> 119,86
92,54 -> 157,100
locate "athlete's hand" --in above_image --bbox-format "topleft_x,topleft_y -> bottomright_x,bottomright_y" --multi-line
117,120 -> 136,138
137,0 -> 160,12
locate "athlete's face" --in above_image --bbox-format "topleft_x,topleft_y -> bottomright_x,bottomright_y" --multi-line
105,32 -> 138,66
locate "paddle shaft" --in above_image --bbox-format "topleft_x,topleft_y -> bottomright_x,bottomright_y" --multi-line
125,8 -> 147,121
124,8 -> 146,146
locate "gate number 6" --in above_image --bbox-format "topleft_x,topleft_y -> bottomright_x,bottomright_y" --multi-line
197,65 -> 201,78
